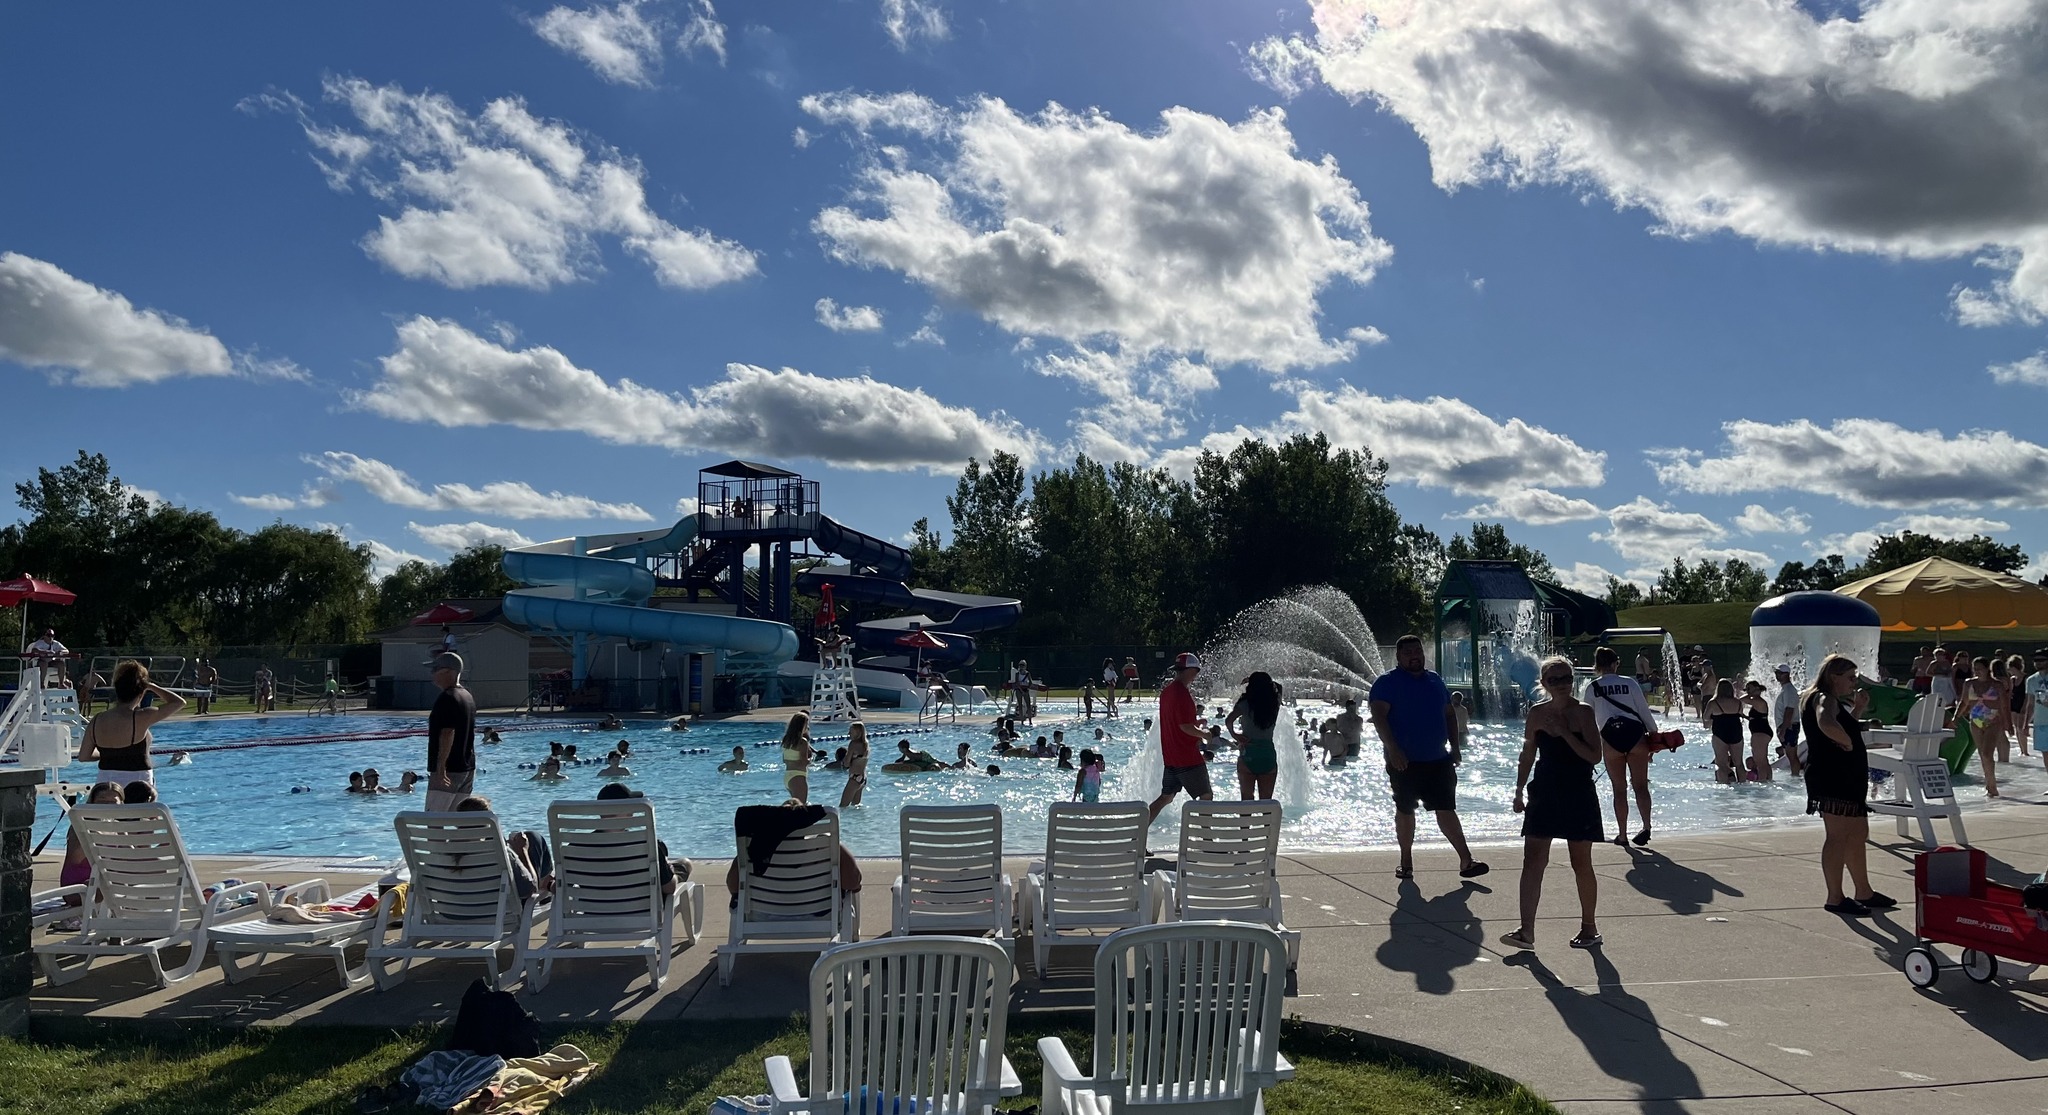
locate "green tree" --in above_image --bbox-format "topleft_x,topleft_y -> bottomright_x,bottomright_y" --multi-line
1852,532 -> 2026,578
1769,555 -> 1849,595
1444,522 -> 1557,583
207,525 -> 375,647
944,452 -> 1031,597
374,545 -> 517,629
1604,577 -> 1646,612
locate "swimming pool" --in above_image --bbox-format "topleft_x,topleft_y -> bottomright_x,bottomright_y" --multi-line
31,701 -> 2044,860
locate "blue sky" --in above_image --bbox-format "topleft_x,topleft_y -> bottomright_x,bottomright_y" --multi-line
4,0 -> 2046,592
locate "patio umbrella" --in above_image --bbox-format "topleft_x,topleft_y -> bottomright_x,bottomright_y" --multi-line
0,575 -> 77,654
411,602 -> 475,625
894,626 -> 948,679
1833,557 -> 2048,631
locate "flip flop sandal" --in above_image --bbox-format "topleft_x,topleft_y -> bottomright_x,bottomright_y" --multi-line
1394,867 -> 1414,880
1570,933 -> 1603,949
1632,829 -> 1652,846
1459,862 -> 1490,879
1498,929 -> 1534,950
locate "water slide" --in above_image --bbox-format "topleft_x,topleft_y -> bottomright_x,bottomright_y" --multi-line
502,517 -> 799,662
795,519 -> 1022,671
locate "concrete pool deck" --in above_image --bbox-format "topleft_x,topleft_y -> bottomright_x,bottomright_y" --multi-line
25,801 -> 2048,1114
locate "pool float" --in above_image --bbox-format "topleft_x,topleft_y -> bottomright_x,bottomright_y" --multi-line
1646,730 -> 1686,753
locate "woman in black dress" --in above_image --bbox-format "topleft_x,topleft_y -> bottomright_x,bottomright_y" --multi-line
1501,655 -> 1605,950
1802,654 -> 1894,917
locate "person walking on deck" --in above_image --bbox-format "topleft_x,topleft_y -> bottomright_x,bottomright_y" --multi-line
1370,635 -> 1487,881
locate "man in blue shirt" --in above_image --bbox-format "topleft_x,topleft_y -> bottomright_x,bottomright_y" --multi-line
1369,634 -> 1488,881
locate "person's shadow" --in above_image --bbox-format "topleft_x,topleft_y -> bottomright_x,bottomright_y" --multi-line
1622,847 -> 1743,914
1505,948 -> 1705,1104
1375,879 -> 1487,995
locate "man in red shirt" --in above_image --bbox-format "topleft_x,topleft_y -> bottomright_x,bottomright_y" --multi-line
1148,652 -> 1215,821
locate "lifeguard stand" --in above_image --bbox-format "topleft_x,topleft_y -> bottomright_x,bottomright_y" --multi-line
662,461 -> 821,622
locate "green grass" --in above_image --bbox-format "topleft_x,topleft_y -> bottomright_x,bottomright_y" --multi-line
1615,603 -> 1759,647
0,1017 -> 1558,1115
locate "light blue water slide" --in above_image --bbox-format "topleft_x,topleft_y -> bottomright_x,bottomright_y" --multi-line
501,517 -> 799,661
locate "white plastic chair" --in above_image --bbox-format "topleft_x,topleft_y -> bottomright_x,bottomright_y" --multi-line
368,811 -> 537,990
524,799 -> 703,991
764,936 -> 1022,1115
1150,802 -> 1299,968
34,803 -> 272,987
717,812 -> 859,986
892,804 -> 1013,955
1020,802 -> 1151,977
1039,922 -> 1294,1115
210,880 -> 379,989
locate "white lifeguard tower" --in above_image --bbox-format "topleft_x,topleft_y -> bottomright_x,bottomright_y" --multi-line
809,632 -> 860,724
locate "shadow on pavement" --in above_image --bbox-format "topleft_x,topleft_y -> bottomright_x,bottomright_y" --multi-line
1375,879 -> 1483,995
1504,949 -> 1706,1106
1620,848 -> 1742,914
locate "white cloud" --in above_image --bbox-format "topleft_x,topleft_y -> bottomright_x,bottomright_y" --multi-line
309,450 -> 652,521
674,495 -> 699,515
1285,384 -> 1605,495
1455,488 -> 1604,526
1989,352 -> 2048,387
1657,418 -> 2048,509
879,0 -> 948,50
903,324 -> 944,346
1038,349 -> 1218,454
1734,504 -> 1811,535
675,0 -> 726,63
0,252 -> 233,386
530,0 -> 665,86
231,493 -> 300,512
1245,33 -> 1324,100
815,297 -> 884,332
408,521 -> 538,552
1591,496 -> 1768,575
1818,513 -> 2013,561
357,316 -> 1041,471
803,94 -> 1390,373
268,77 -> 755,291
1264,1 -> 2048,325
365,539 -> 432,579
1344,325 -> 1387,346
1557,561 -> 1636,596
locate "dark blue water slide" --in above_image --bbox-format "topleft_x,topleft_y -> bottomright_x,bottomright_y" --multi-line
793,569 -> 1022,669
811,515 -> 913,581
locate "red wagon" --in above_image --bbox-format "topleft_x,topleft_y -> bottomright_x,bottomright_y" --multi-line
1902,846 -> 2048,988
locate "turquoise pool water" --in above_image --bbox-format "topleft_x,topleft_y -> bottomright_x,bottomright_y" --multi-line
30,700 -> 2042,860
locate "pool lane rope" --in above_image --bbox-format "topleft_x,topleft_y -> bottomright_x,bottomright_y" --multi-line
175,720 -> 601,755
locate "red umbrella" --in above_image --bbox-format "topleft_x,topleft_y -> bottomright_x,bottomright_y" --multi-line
2,575 -> 76,652
894,626 -> 948,680
411,602 -> 475,625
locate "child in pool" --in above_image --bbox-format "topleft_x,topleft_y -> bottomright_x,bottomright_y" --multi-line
1072,750 -> 1104,803
717,746 -> 749,773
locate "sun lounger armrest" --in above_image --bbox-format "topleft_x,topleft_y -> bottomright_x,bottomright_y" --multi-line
204,881 -> 272,924
277,878 -> 330,907
369,886 -> 402,952
1038,1035 -> 1086,1114
32,884 -> 87,928
764,1054 -> 803,1106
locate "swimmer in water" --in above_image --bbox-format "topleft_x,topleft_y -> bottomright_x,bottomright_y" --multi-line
396,770 -> 420,792
529,756 -> 568,782
346,771 -> 368,794
599,751 -> 633,778
169,750 -> 192,765
718,746 -> 749,773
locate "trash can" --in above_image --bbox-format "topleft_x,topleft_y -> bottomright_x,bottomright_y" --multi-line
713,675 -> 739,713
369,676 -> 393,710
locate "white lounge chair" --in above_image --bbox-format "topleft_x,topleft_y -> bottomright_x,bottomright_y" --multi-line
211,880 -> 380,989
1038,923 -> 1294,1115
368,811 -> 538,990
34,803 -> 272,987
764,936 -> 1022,1115
717,812 -> 859,987
892,804 -> 1013,955
1150,801 -> 1299,968
524,799 -> 703,991
1020,802 -> 1151,977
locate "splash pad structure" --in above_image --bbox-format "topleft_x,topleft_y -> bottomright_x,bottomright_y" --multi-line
1747,591 -> 1883,691
1433,561 -> 1615,719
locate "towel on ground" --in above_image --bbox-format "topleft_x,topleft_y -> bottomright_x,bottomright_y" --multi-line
458,1043 -> 597,1114
402,1050 -> 505,1111
734,804 -> 827,875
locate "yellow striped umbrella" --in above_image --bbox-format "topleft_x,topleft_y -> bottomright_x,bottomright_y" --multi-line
1834,557 -> 2048,631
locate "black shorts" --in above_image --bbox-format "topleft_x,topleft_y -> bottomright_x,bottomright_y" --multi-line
1388,759 -> 1456,814
1160,762 -> 1212,799
1600,716 -> 1647,753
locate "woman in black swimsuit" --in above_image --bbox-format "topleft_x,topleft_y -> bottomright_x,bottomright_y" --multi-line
1501,655 -> 1605,951
1703,679 -> 1746,784
74,660 -> 184,790
1741,680 -> 1775,782
1802,654 -> 1892,917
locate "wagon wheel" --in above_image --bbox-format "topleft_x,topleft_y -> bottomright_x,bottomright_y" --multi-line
1903,946 -> 1940,988
1961,949 -> 1998,984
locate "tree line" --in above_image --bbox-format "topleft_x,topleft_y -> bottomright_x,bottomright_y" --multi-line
0,452 -> 512,649
1603,532 -> 2033,610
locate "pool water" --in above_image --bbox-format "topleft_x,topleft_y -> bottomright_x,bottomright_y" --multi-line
31,701 -> 2045,861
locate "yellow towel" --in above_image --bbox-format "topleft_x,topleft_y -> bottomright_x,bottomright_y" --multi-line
461,1044 -> 597,1115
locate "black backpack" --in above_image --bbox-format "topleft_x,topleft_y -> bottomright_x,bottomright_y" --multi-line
447,977 -> 541,1059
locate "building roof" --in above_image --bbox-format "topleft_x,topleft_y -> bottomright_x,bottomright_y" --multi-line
700,459 -> 800,479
